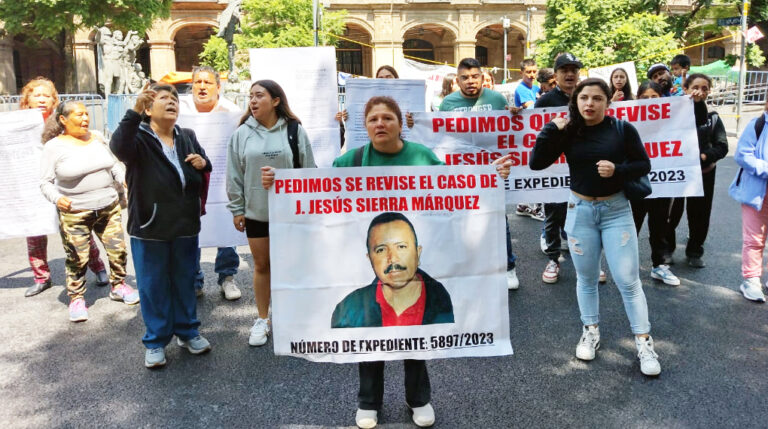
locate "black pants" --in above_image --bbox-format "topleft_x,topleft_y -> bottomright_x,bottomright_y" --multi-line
666,167 -> 716,258
358,360 -> 431,410
630,197 -> 674,267
543,202 -> 567,262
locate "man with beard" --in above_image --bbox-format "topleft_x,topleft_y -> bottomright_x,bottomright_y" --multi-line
647,63 -> 676,97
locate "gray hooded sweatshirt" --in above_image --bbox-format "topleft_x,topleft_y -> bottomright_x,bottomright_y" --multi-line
226,116 -> 316,222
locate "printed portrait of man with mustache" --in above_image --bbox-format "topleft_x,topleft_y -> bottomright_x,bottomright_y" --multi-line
331,212 -> 454,329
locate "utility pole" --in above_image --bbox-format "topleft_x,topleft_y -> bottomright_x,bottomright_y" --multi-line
502,17 -> 510,82
313,0 -> 319,46
737,0 -> 749,134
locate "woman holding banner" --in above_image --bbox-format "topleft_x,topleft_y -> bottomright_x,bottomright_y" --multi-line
20,77 -> 109,298
629,81 -> 681,287
227,80 -> 316,347
665,74 -> 728,268
531,78 -> 661,376
40,100 -> 137,322
263,95 -> 512,428
111,84 -> 213,368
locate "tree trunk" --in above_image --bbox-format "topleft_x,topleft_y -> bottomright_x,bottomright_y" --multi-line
63,30 -> 76,93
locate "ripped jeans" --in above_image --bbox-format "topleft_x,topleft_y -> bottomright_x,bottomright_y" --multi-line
564,192 -> 651,335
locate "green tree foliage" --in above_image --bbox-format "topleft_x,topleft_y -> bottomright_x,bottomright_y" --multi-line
0,0 -> 173,92
199,36 -> 231,72
200,0 -> 347,77
537,0 -> 678,75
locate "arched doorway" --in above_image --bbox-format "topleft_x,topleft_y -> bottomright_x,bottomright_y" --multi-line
174,25 -> 216,72
13,35 -> 65,93
337,24 -> 373,77
402,24 -> 456,65
475,24 -> 525,83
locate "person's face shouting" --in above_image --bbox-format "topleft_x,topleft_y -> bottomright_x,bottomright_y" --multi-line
367,220 -> 422,289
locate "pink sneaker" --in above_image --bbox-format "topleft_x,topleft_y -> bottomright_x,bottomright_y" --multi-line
68,298 -> 88,322
110,283 -> 140,305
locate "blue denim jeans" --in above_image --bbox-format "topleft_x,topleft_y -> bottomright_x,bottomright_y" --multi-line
194,246 -> 240,289
505,218 -> 517,270
563,193 -> 650,335
131,235 -> 201,349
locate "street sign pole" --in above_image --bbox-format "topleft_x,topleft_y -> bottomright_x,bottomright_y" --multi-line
737,0 -> 749,134
313,0 -> 319,46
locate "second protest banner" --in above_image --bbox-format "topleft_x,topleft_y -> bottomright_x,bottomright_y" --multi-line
269,165 -> 513,363
409,96 -> 703,203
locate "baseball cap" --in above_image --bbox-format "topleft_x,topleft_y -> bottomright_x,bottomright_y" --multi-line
554,53 -> 583,71
647,63 -> 669,79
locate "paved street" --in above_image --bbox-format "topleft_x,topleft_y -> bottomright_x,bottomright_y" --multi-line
2,133 -> 768,428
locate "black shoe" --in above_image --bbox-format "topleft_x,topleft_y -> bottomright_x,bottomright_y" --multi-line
687,257 -> 705,268
25,280 -> 52,297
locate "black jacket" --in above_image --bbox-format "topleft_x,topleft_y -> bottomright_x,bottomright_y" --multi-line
330,269 -> 454,328
693,101 -> 729,169
534,86 -> 570,108
110,110 -> 212,240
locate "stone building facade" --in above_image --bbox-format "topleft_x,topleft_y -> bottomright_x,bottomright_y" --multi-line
0,0 -> 741,95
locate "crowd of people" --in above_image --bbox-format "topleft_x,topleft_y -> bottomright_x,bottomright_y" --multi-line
10,49 -> 766,428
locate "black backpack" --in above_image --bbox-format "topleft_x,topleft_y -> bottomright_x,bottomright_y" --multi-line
755,114 -> 765,140
287,119 -> 301,168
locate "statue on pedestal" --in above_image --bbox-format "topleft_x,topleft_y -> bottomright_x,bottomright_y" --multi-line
217,0 -> 243,73
96,27 -> 145,96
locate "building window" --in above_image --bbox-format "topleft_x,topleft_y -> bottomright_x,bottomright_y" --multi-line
403,39 -> 434,62
336,40 -> 363,75
475,46 -> 488,66
707,46 -> 725,59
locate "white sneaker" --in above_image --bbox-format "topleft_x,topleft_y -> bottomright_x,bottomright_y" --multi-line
542,260 -> 560,284
249,318 -> 270,346
409,403 -> 435,427
740,277 -> 766,302
355,409 -> 377,429
507,268 -> 519,290
650,265 -> 681,286
599,270 -> 607,284
635,335 -> 661,376
575,325 -> 600,361
220,276 -> 242,300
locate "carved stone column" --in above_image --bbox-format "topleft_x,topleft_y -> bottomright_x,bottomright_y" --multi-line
0,35 -> 16,94
148,40 -> 175,81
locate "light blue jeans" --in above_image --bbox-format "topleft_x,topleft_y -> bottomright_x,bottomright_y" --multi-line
564,192 -> 651,335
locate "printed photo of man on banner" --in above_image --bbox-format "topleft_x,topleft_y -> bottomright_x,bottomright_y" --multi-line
268,165 -> 513,363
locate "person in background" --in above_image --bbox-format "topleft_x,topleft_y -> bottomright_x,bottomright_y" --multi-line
227,80 -> 316,347
609,68 -> 634,102
111,84 -> 213,368
19,77 -> 109,298
730,94 -> 768,302
438,57 -> 520,290
40,101 -> 137,322
482,69 -> 495,89
647,63 -> 675,97
670,54 -> 691,96
665,74 -> 728,268
627,81 -> 680,286
531,78 -> 661,377
537,68 -> 556,94
336,65 -> 401,150
179,65 -> 243,301
431,73 -> 457,112
513,59 -> 545,222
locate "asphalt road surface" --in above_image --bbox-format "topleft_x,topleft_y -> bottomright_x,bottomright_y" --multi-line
2,153 -> 767,428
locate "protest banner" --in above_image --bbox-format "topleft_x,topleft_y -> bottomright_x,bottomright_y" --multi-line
344,79 -> 426,150
249,47 -> 341,167
177,111 -> 246,248
409,96 -> 703,203
0,110 -> 58,240
269,165 -> 513,363
588,61 -> 639,95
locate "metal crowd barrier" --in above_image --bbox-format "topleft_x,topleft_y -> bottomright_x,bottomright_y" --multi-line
708,71 -> 768,107
0,94 -> 107,135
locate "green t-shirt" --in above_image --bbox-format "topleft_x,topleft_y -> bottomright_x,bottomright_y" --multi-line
438,88 -> 508,112
333,140 -> 444,167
